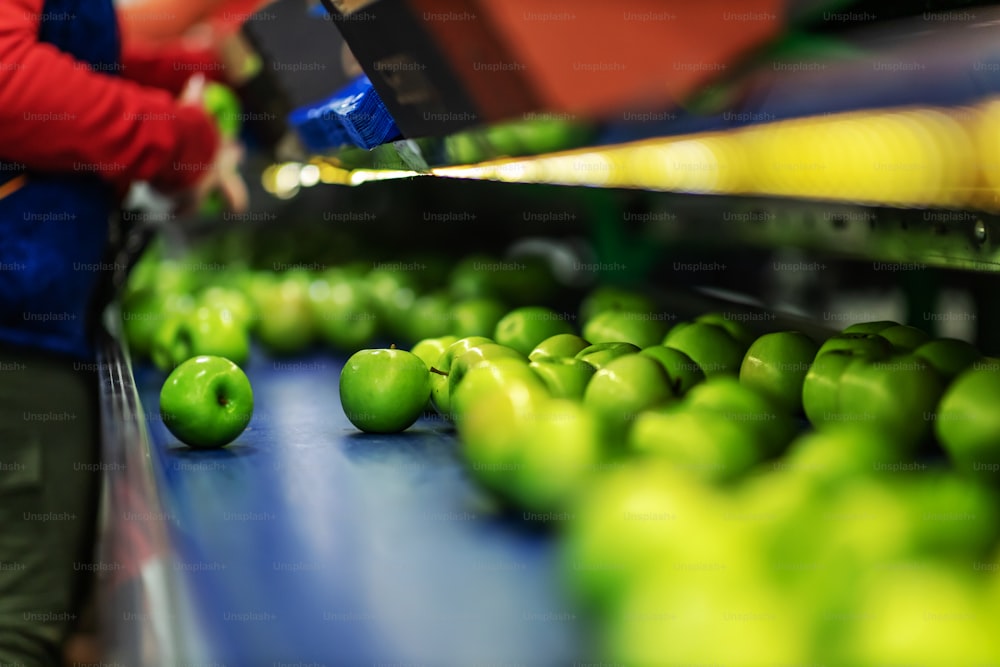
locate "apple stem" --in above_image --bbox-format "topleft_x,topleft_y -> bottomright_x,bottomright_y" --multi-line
218,395 -> 229,406
390,343 -> 397,350
429,367 -> 448,377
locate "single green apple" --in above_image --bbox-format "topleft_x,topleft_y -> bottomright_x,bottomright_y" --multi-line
695,312 -> 755,347
199,286 -> 256,331
575,342 -> 640,371
405,291 -> 454,343
151,314 -> 188,372
447,343 -> 528,403
663,321 -> 747,377
876,324 -> 931,352
583,354 -> 676,442
661,320 -> 692,345
936,365 -> 1000,481
627,404 -> 766,482
529,333 -> 591,361
529,357 -> 596,399
560,461 -> 739,610
493,306 -> 575,357
456,362 -> 549,494
510,399 -> 604,513
159,355 -> 253,448
816,332 -> 893,360
450,297 -> 507,338
802,349 -> 855,428
685,376 -> 797,456
365,267 -> 419,337
638,345 -> 705,396
409,335 -> 458,370
842,320 -> 899,334
253,277 -> 315,355
582,310 -> 668,349
739,331 -> 818,414
578,285 -> 657,325
912,338 -> 982,381
838,355 -> 945,450
339,347 -> 431,433
178,305 -> 250,366
308,273 -> 377,351
123,289 -> 194,361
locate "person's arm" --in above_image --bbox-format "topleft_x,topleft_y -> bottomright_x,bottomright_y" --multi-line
119,39 -> 226,97
0,0 -> 218,193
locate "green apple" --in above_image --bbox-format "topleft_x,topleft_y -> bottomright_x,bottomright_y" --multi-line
560,461 -> 741,610
661,320 -> 692,345
663,321 -> 747,377
448,343 -> 528,402
695,312 -> 755,347
122,289 -> 194,360
782,425 -> 909,486
428,336 -> 493,416
845,566 -> 995,667
583,354 -> 676,441
447,254 -> 503,300
198,286 -> 256,330
802,349 -> 855,428
308,273 -> 377,351
578,285 -> 657,324
409,336 -> 458,370
179,305 -> 250,366
253,277 -> 315,355
638,345 -> 705,395
575,342 -> 640,370
339,347 -> 431,433
529,333 -> 591,361
603,564 -> 808,667
876,324 -> 931,352
493,306 -> 575,357
159,355 -> 253,448
739,331 -> 818,414
936,365 -> 1000,481
529,357 -> 596,399
913,338 -> 982,381
582,310 -> 667,349
899,473 -> 1000,558
627,404 -> 766,482
842,320 -> 899,334
366,267 -> 419,337
510,399 -> 604,513
816,332 -> 893,360
456,362 -> 549,493
838,355 -> 945,450
151,314 -> 187,372
405,291 -> 454,343
450,297 -> 506,338
685,376 -> 797,456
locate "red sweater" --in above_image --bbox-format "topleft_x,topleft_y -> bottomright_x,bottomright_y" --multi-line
0,0 -> 224,193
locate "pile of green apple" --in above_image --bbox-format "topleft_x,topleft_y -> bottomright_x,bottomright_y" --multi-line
339,286 -> 1000,665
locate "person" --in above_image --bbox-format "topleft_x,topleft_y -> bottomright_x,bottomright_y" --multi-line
0,0 -> 247,664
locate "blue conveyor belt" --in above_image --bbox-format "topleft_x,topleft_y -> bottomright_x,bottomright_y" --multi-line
131,346 -> 587,666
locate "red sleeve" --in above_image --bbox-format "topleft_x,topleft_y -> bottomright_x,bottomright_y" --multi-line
0,0 -> 219,193
119,40 -> 226,97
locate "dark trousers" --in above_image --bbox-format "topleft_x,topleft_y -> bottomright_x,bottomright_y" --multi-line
0,345 -> 99,667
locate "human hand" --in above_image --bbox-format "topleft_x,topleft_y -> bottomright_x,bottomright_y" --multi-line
175,74 -> 249,215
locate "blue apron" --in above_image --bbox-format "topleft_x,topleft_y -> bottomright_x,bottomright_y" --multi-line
0,0 -> 121,360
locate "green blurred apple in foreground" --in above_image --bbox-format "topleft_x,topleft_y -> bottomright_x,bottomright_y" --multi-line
936,365 -> 1000,481
339,347 -> 430,433
160,355 -> 253,448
